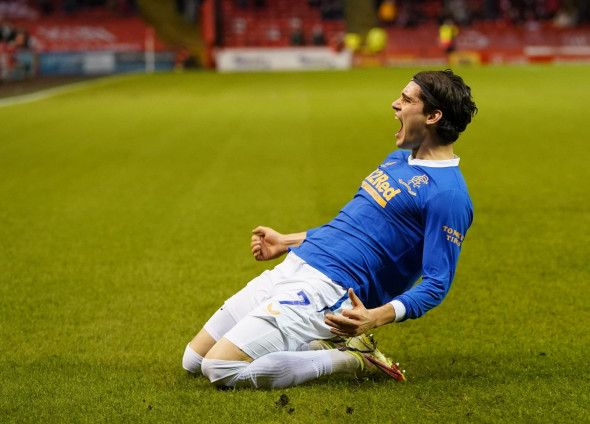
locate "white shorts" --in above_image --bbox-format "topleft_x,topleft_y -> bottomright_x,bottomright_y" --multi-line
205,252 -> 351,359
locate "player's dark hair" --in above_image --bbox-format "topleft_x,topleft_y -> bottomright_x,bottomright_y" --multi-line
413,69 -> 478,145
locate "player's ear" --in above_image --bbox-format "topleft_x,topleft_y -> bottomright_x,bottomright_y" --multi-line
426,109 -> 443,125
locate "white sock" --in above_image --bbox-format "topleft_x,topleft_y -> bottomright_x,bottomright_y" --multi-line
182,344 -> 204,374
201,350 -> 334,389
328,349 -> 362,374
201,358 -> 249,386
308,340 -> 332,350
296,343 -> 310,351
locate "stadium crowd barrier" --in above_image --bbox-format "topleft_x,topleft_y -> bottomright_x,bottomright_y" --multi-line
4,11 -> 174,77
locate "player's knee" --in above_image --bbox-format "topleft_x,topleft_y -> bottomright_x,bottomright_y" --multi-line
182,343 -> 203,374
201,358 -> 248,387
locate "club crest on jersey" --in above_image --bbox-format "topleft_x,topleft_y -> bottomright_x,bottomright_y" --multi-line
266,303 -> 280,315
398,175 -> 429,196
362,169 -> 401,208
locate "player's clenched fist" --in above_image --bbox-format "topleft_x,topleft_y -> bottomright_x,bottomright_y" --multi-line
251,226 -> 287,261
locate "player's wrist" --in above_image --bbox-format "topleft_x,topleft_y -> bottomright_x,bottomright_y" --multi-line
368,303 -> 398,328
281,232 -> 307,248
366,307 -> 387,329
276,235 -> 289,253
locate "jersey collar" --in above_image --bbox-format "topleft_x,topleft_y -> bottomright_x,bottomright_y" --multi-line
408,155 -> 460,168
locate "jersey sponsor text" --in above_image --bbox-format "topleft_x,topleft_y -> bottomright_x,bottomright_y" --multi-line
362,169 -> 401,208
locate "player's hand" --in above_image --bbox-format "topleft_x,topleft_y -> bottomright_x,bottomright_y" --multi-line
324,288 -> 375,337
251,226 -> 288,261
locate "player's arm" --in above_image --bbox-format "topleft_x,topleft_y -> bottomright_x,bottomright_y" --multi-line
250,226 -> 307,261
394,191 -> 473,320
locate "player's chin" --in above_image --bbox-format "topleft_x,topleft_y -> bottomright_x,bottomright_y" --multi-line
396,135 -> 418,151
395,136 -> 406,148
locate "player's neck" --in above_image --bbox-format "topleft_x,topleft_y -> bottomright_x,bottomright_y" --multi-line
412,140 -> 454,161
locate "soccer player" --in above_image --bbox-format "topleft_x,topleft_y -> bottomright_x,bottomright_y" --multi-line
183,69 -> 478,389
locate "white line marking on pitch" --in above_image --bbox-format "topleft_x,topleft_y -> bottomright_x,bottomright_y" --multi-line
0,74 -> 142,108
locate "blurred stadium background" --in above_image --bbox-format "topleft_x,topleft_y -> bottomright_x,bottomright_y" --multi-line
1,0 -> 590,85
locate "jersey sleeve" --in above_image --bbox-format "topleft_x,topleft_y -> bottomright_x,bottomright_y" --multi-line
305,226 -> 321,238
394,189 -> 473,320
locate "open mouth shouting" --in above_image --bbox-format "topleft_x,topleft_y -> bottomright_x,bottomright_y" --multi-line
395,113 -> 404,140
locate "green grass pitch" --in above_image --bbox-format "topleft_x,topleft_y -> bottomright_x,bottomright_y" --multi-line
1,65 -> 589,423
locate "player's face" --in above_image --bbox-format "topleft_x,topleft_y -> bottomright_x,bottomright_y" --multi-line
391,82 -> 429,150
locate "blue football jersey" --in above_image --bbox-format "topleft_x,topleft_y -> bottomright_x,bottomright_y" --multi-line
290,150 -> 473,320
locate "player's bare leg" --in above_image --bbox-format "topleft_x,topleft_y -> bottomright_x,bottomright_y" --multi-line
205,337 -> 253,362
189,328 -> 217,357
183,328 -> 230,375
183,304 -> 241,375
